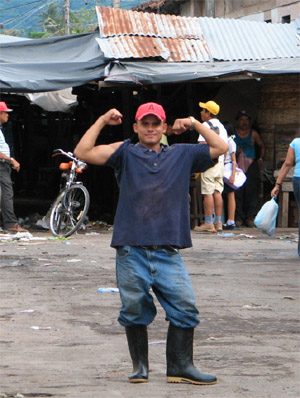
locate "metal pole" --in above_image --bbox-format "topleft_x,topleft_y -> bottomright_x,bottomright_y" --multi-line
64,0 -> 70,35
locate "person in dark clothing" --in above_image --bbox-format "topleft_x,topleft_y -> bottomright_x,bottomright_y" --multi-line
234,110 -> 265,227
0,101 -> 28,233
74,103 -> 228,385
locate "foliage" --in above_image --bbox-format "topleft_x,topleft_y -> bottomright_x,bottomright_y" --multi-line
38,3 -> 64,35
69,8 -> 98,34
36,4 -> 97,36
0,29 -> 24,37
28,31 -> 51,39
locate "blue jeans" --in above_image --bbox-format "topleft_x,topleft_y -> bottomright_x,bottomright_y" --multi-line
293,177 -> 300,257
116,246 -> 200,328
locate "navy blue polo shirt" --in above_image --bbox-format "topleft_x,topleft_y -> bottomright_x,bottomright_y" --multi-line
105,139 -> 215,248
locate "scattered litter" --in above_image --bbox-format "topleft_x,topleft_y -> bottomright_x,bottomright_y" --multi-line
62,241 -> 71,244
67,259 -> 81,263
20,309 -> 35,313
50,236 -> 70,241
207,337 -> 217,341
38,258 -> 59,262
41,263 -> 59,267
0,232 -> 49,243
36,216 -> 50,230
3,260 -> 25,267
276,233 -> 298,241
97,287 -> 119,293
149,340 -> 166,345
0,232 -> 33,241
239,234 -> 257,239
31,326 -> 52,330
38,258 -> 60,267
283,296 -> 296,300
217,233 -> 235,237
242,304 -> 270,310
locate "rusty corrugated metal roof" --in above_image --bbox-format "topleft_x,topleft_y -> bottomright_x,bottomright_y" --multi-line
96,6 -> 300,62
96,6 -> 211,62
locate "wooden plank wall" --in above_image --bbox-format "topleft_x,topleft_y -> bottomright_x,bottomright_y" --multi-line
258,74 -> 300,227
258,74 -> 300,169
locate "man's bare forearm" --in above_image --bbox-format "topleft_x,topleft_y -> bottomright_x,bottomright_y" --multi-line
74,109 -> 123,165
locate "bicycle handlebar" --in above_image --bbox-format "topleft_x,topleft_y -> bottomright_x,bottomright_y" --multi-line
52,148 -> 77,161
52,149 -> 87,170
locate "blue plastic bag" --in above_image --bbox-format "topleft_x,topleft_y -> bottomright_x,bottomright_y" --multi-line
254,197 -> 279,236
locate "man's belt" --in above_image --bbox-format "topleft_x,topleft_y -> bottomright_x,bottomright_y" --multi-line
141,245 -> 179,253
0,159 -> 11,164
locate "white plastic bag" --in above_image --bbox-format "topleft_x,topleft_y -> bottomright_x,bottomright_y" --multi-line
254,197 -> 279,236
223,163 -> 247,190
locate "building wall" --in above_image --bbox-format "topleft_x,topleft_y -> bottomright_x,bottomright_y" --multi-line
179,0 -> 300,22
257,73 -> 300,227
214,0 -> 300,22
181,0 -> 204,17
258,74 -> 300,168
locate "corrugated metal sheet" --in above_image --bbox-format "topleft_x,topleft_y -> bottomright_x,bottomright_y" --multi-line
199,17 -> 300,61
96,6 -> 211,62
96,6 -> 300,62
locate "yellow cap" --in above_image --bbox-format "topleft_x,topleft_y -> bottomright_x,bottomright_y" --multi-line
199,100 -> 220,116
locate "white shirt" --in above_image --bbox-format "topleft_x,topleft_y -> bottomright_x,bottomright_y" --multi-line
224,136 -> 237,163
0,127 -> 10,157
198,118 -> 228,162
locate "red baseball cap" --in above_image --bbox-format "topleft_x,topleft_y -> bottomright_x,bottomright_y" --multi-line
0,101 -> 13,112
135,102 -> 166,122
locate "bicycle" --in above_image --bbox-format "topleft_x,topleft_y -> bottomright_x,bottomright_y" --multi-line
49,149 -> 90,238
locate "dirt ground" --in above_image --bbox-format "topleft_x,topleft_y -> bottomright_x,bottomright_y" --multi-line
0,226 -> 299,398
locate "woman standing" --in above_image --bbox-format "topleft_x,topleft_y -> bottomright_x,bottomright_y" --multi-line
271,137 -> 300,258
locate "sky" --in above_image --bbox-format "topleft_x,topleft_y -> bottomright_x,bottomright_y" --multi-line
0,0 -> 147,35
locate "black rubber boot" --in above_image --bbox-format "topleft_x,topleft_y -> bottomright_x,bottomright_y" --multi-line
166,323 -> 217,385
125,325 -> 149,383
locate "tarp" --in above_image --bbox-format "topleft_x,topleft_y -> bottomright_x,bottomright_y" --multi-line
0,34 -> 30,43
0,32 -> 108,93
104,58 -> 300,85
0,30 -> 299,93
25,89 -> 78,113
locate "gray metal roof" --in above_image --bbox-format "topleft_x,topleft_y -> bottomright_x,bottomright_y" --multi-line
96,6 -> 300,62
200,17 -> 300,61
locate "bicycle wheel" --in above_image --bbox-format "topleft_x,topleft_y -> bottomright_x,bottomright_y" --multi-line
49,184 -> 90,237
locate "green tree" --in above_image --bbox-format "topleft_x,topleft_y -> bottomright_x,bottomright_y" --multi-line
38,3 -> 64,35
36,4 -> 97,36
0,29 -> 24,37
69,7 -> 98,34
28,31 -> 51,39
